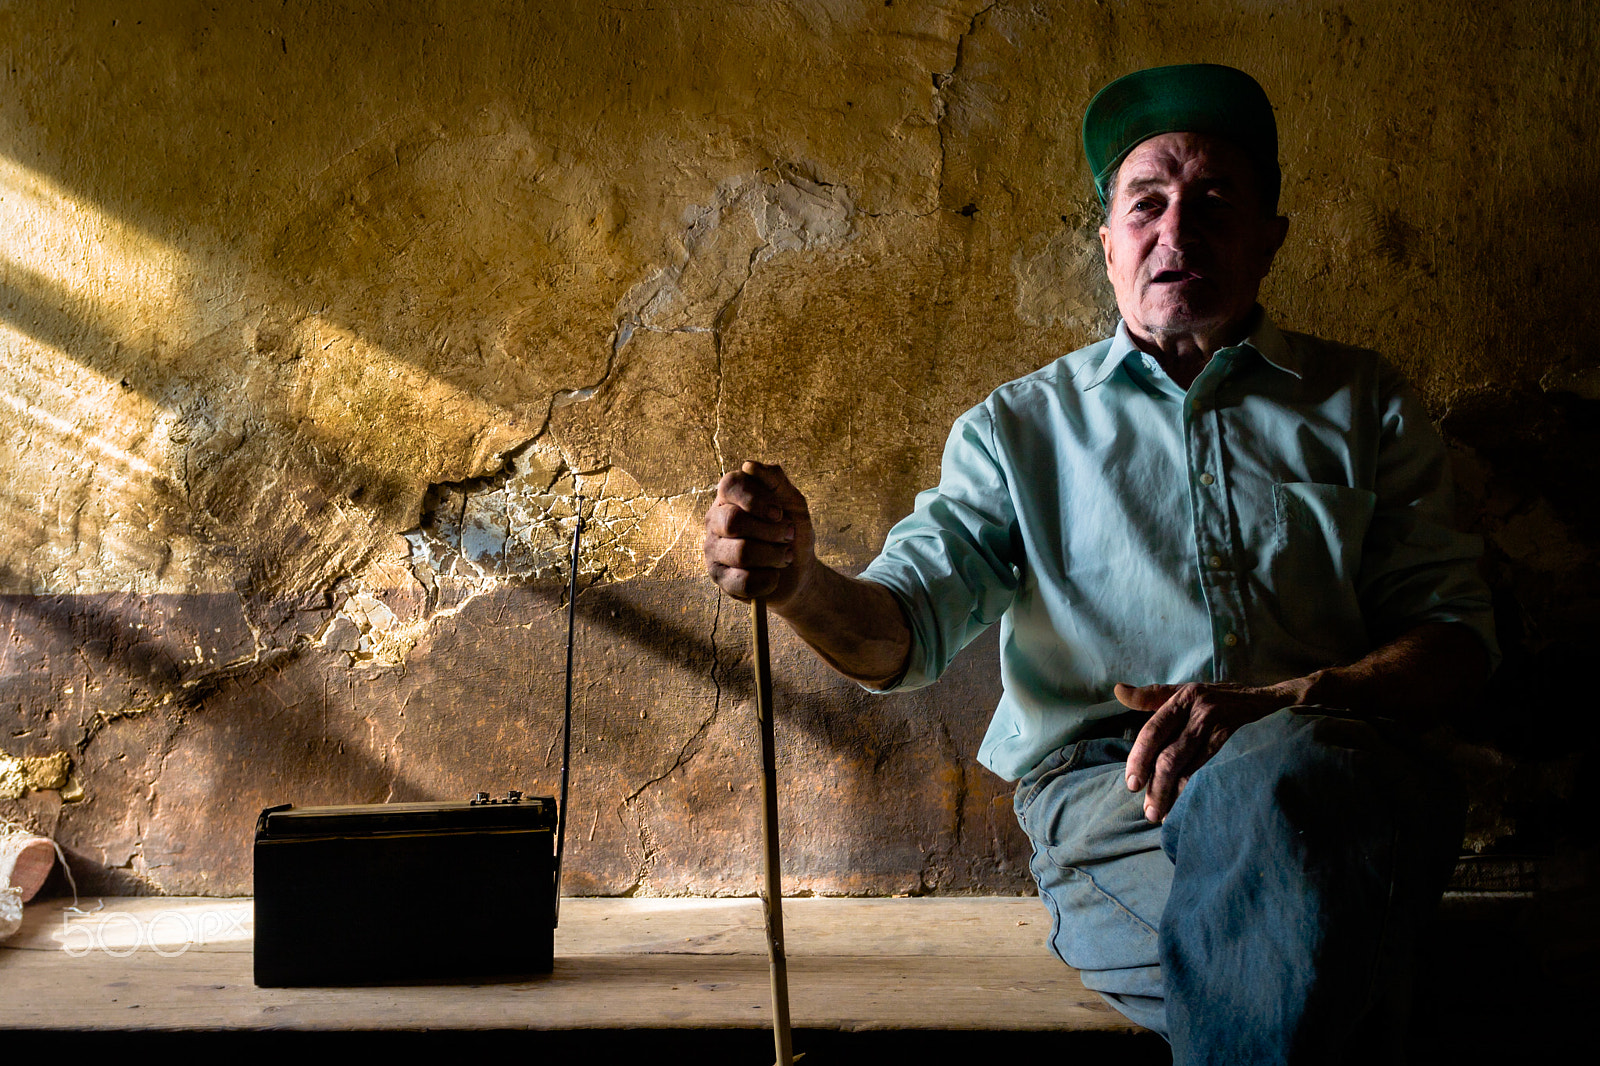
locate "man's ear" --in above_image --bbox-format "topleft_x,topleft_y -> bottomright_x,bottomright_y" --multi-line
1256,214 -> 1289,277
1270,214 -> 1290,254
1099,222 -> 1113,272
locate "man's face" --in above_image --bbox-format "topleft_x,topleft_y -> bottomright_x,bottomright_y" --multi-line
1098,132 -> 1288,349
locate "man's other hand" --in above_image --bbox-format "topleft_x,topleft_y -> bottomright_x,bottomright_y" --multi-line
704,461 -> 817,606
1115,680 -> 1308,824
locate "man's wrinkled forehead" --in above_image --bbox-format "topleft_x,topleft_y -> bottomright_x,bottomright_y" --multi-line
1110,133 -> 1265,205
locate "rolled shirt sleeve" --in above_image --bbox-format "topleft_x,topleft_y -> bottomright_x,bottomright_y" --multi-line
860,404 -> 1022,690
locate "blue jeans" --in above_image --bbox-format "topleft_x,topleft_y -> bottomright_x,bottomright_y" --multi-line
1013,708 -> 1462,1064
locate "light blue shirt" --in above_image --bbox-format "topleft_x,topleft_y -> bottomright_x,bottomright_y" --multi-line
860,314 -> 1497,781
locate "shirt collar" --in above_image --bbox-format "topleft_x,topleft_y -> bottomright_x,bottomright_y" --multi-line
1238,313 -> 1302,378
1083,308 -> 1302,389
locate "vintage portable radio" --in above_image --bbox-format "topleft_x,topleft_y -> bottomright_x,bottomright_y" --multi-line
253,504 -> 586,987
253,792 -> 557,986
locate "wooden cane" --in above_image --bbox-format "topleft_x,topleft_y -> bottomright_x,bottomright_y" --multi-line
751,598 -> 796,1065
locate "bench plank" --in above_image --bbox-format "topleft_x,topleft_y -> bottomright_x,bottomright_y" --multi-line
0,897 -> 1132,1033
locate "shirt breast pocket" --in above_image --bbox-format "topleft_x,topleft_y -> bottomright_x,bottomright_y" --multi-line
1269,481 -> 1377,598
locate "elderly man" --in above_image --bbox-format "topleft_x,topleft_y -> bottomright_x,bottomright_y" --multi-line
703,64 -> 1494,1062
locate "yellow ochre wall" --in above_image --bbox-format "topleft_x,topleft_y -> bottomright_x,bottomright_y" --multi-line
1,1 -> 1595,895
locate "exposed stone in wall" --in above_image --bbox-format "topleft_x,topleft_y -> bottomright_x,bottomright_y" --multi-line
403,447 -> 670,589
0,751 -> 72,800
2,0 -> 1596,897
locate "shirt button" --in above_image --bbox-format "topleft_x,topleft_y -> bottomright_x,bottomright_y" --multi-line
1208,555 -> 1225,570
1199,473 -> 1215,486
1223,632 -> 1239,647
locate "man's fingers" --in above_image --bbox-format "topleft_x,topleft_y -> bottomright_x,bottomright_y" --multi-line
704,460 -> 818,608
1136,689 -> 1248,823
705,562 -> 779,602
735,510 -> 796,543
705,500 -> 795,544
1125,683 -> 1214,822
1125,692 -> 1185,793
727,461 -> 811,517
704,463 -> 809,604
1143,736 -> 1201,822
1115,682 -> 1175,712
716,471 -> 781,519
740,459 -> 792,496
1121,682 -> 1281,822
1119,682 -> 1180,803
703,528 -> 795,571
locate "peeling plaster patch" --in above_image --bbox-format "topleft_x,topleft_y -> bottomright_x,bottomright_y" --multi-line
403,440 -> 699,593
748,175 -> 855,261
313,591 -> 416,668
0,751 -> 71,799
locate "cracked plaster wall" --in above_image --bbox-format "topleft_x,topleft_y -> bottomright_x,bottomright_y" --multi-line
1,1 -> 1597,897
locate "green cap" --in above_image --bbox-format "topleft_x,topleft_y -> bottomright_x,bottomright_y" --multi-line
1083,63 -> 1279,209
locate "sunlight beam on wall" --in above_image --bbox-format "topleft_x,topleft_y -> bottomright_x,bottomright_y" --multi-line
0,155 -> 188,350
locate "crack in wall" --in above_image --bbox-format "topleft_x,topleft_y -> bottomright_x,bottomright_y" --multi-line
622,705 -> 720,809
528,162 -> 862,470
930,0 -> 1002,214
615,612 -> 724,896
530,312 -> 632,446
617,162 -> 858,473
630,163 -> 857,326
939,720 -> 967,851
75,698 -> 170,757
71,628 -> 302,759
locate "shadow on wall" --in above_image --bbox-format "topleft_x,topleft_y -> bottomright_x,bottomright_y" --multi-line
1,550 -> 1019,896
0,575 -> 428,894
1443,387 -> 1600,860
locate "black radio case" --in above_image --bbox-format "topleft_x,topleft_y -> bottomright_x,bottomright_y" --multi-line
253,796 -> 557,986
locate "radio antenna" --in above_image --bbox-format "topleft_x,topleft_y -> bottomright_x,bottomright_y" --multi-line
553,494 -> 585,926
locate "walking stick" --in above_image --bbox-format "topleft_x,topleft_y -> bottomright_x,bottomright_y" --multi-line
751,598 -> 796,1065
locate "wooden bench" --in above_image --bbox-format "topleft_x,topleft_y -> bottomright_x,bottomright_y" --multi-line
0,896 -> 1141,1036
8,891 -> 1573,1061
